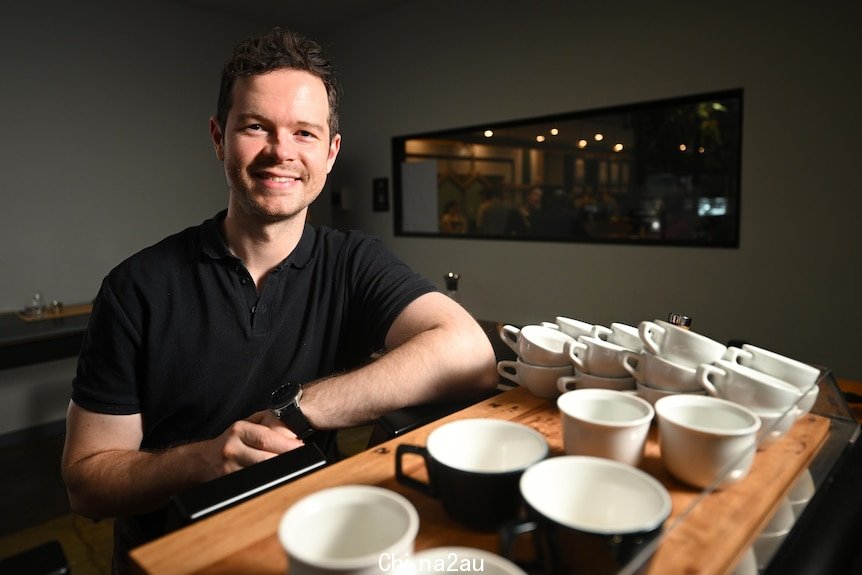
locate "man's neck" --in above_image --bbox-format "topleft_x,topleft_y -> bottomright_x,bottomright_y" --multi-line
222,208 -> 306,290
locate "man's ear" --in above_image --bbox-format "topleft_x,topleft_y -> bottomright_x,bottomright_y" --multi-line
326,132 -> 341,174
209,117 -> 225,161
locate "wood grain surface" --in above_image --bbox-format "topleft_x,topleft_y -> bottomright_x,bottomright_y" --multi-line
130,386 -> 830,575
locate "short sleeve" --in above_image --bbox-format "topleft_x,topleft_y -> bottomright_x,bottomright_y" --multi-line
71,278 -> 143,415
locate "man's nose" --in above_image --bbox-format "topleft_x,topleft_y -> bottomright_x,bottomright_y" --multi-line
268,131 -> 296,162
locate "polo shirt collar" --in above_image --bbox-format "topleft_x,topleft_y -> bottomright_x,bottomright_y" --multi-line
200,210 -> 232,261
199,210 -> 315,269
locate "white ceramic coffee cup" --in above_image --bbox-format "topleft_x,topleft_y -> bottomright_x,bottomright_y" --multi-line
796,384 -> 819,419
636,380 -> 706,406
750,405 -> 798,449
497,359 -> 572,398
639,320 -> 727,367
788,469 -> 815,517
557,369 -> 636,393
696,359 -> 803,411
554,316 -> 597,339
500,324 -> 574,366
279,485 -> 419,575
752,497 -> 796,569
621,349 -> 701,392
732,546 -> 758,575
395,547 -> 528,575
566,335 -> 630,378
655,394 -> 761,489
723,344 -> 821,392
558,389 -> 655,466
593,322 -> 644,352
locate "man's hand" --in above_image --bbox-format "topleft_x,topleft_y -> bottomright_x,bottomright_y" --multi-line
198,410 -> 304,479
62,402 -> 304,519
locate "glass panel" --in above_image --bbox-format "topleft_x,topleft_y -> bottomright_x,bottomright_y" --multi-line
393,89 -> 742,247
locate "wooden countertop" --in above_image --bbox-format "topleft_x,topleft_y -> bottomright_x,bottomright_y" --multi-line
130,386 -> 830,575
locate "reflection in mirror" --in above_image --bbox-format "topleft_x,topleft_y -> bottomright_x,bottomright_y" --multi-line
392,89 -> 742,247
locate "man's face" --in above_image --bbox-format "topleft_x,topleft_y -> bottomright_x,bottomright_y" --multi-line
210,69 -> 341,223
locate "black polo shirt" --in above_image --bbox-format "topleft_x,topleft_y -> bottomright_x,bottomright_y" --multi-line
72,210 -> 436,454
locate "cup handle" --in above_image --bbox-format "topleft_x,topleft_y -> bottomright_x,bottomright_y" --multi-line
565,339 -> 588,371
557,375 -> 578,393
621,350 -> 641,379
639,321 -> 664,356
695,363 -> 723,396
395,444 -> 437,497
499,324 -> 521,355
723,346 -> 754,365
497,360 -> 520,385
498,519 -> 542,573
591,325 -> 612,341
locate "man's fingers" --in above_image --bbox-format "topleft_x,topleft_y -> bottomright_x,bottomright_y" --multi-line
245,409 -> 270,424
237,421 -> 302,455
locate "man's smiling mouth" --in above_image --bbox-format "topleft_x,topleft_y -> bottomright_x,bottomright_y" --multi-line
257,171 -> 303,183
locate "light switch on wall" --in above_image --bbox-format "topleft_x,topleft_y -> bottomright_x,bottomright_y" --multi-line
332,187 -> 351,210
373,178 -> 389,212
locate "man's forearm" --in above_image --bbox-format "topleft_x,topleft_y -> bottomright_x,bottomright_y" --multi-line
302,310 -> 498,430
62,407 -> 303,520
63,443 -> 208,519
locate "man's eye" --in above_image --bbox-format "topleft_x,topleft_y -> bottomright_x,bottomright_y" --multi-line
297,130 -> 315,138
246,124 -> 264,131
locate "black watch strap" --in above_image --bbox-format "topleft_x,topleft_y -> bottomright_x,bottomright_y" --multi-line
278,405 -> 315,441
270,383 -> 315,440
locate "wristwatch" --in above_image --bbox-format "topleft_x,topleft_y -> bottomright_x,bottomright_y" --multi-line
269,382 -> 315,440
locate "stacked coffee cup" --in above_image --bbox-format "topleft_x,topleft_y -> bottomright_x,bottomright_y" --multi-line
623,319 -> 726,405
555,317 -> 641,393
496,323 -> 575,398
695,343 -> 820,447
498,317 -> 649,397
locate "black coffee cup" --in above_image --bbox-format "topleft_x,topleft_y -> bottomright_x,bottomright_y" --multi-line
499,455 -> 671,574
395,418 -> 548,531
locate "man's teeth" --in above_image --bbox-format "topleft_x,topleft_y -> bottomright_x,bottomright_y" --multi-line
269,176 -> 295,183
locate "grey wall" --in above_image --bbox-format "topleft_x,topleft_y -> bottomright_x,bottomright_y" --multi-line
322,0 -> 862,380
0,0 -> 267,434
0,0 -> 263,310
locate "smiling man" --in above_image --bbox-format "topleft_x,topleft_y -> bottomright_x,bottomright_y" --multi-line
61,28 -> 497,573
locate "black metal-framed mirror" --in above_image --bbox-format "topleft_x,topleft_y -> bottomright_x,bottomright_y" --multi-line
392,89 -> 742,247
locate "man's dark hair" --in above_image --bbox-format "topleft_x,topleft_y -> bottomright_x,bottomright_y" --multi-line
215,27 -> 340,140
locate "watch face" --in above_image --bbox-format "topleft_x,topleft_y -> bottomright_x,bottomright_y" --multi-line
271,382 -> 299,407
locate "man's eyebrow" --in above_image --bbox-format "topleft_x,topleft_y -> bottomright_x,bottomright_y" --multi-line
234,112 -> 270,124
234,113 -> 326,133
295,120 -> 327,132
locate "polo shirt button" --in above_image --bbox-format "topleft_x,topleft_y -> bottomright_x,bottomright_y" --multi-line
259,305 -> 268,313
